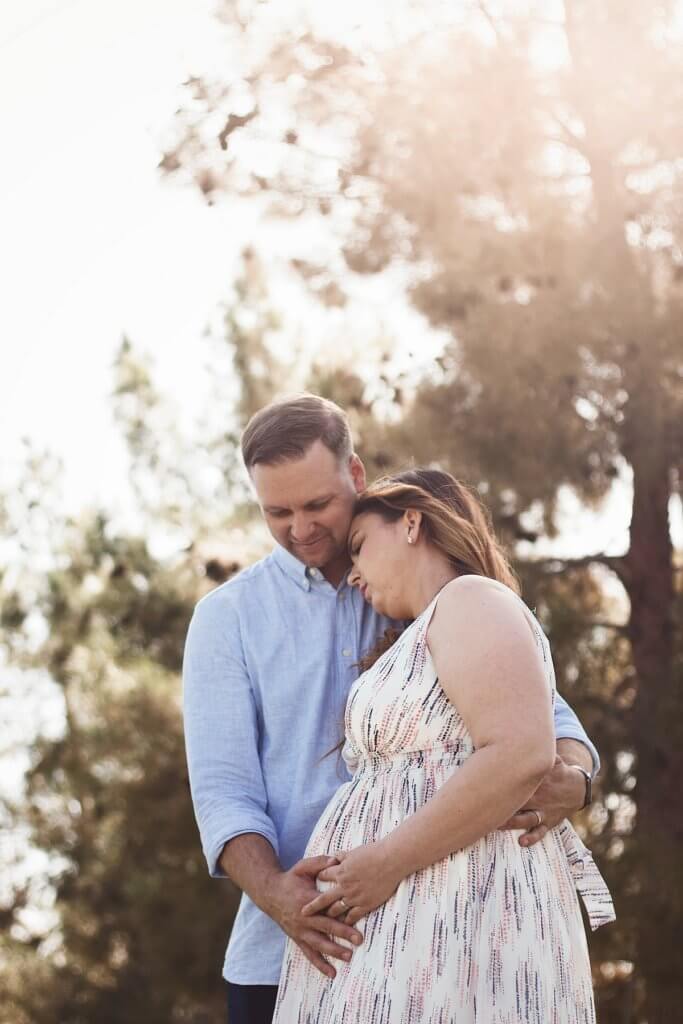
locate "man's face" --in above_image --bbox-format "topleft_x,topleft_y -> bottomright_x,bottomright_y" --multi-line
250,440 -> 367,572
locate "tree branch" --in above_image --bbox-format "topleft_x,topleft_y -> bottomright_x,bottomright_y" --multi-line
589,620 -> 629,634
548,111 -> 590,161
561,0 -> 582,72
474,1 -> 507,46
526,553 -> 629,584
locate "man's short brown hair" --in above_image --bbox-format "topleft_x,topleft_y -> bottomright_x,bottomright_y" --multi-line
241,393 -> 353,470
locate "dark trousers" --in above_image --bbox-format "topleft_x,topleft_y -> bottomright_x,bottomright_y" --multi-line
226,981 -> 278,1024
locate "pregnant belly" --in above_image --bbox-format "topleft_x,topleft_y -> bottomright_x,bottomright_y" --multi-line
304,757 -> 461,862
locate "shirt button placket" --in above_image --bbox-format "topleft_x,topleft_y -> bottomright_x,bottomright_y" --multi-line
339,586 -> 356,668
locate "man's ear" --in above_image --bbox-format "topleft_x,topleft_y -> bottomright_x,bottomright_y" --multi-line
349,454 -> 366,494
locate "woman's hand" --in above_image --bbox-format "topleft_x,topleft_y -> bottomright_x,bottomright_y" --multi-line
300,843 -> 403,927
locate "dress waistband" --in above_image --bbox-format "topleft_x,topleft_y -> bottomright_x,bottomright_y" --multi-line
352,745 -> 470,776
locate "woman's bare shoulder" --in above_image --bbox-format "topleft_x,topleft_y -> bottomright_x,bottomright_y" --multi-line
429,575 -> 532,646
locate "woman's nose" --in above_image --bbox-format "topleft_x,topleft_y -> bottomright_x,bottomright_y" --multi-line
348,565 -> 361,586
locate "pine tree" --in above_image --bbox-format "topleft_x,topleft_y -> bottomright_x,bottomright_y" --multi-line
160,2 -> 683,1018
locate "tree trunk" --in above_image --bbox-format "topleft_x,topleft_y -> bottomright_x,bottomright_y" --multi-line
565,6 -> 682,1007
624,436 -> 680,1022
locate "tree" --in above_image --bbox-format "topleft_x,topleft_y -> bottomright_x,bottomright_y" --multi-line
0,335 -> 273,1023
161,2 -> 683,1019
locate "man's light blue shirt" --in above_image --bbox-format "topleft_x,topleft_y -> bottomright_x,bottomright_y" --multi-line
182,544 -> 599,985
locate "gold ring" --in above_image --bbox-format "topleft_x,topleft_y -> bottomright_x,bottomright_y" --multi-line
531,809 -> 543,828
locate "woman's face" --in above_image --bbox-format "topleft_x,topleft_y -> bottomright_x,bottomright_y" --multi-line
347,510 -> 413,619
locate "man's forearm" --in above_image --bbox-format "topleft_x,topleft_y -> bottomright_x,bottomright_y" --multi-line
556,738 -> 593,813
557,737 -> 593,774
218,833 -> 284,918
219,833 -> 362,977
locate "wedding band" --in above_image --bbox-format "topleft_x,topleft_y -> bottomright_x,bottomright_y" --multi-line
339,897 -> 350,910
530,809 -> 543,828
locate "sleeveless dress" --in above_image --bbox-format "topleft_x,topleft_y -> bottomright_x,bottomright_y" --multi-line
273,579 -> 615,1024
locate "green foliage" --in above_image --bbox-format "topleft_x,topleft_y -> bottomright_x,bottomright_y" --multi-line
1,499 -> 239,1023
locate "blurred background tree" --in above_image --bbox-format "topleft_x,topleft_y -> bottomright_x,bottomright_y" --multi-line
2,1 -> 682,1021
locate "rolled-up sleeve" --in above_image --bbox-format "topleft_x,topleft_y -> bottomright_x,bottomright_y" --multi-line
182,591 -> 279,877
553,690 -> 600,777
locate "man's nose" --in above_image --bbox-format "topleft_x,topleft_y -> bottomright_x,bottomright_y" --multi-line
291,514 -> 315,540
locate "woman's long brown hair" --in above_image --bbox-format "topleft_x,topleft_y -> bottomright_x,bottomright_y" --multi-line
362,468 -> 517,589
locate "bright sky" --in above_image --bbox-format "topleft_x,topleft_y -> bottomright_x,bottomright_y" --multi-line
0,1 -> 246,507
0,0 -> 680,551
0,0 -> 461,523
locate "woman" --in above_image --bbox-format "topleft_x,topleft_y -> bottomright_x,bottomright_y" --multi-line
273,469 -> 614,1024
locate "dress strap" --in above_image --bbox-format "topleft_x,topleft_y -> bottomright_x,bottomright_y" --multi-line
557,821 -> 616,930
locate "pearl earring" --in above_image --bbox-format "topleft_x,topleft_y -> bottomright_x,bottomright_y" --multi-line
408,535 -> 414,544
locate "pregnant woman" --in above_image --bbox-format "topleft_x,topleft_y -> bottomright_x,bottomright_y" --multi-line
273,469 -> 614,1024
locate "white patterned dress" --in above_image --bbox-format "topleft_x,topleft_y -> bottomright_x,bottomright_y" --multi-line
274,579 -> 614,1024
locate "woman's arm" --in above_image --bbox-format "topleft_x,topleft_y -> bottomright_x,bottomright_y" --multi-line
380,577 -> 555,877
305,577 -> 556,924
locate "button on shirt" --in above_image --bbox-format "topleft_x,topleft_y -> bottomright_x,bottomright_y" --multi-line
182,544 -> 599,985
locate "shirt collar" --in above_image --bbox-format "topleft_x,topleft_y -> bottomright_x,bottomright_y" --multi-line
272,544 -> 313,591
271,544 -> 349,593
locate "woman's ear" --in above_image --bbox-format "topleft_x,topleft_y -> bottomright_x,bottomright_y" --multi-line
403,509 -> 423,544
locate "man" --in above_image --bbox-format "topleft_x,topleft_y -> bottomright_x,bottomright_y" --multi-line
183,394 -> 598,1024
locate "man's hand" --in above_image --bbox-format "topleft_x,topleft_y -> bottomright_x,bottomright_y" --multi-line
301,842 -> 403,927
499,754 -> 587,847
266,855 -> 364,979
